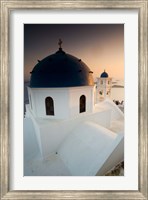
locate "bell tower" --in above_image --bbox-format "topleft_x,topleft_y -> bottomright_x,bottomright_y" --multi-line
96,70 -> 112,101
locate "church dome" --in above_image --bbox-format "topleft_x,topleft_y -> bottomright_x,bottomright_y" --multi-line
30,46 -> 94,88
100,70 -> 108,78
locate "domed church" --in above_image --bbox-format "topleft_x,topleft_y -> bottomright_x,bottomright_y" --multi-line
24,40 -> 124,176
28,40 -> 94,119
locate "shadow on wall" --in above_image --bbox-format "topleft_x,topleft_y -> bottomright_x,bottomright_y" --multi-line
24,81 -> 29,113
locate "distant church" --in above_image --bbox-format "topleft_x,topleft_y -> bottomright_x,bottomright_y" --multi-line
24,40 -> 124,176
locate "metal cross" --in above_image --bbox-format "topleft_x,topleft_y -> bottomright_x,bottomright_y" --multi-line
58,39 -> 62,48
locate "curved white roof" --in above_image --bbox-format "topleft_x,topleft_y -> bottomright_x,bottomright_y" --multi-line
58,121 -> 123,176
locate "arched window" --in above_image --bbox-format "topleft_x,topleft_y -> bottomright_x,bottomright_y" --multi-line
45,97 -> 54,115
79,95 -> 86,113
99,90 -> 103,95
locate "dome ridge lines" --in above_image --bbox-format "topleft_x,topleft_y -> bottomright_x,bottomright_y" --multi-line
29,44 -> 94,88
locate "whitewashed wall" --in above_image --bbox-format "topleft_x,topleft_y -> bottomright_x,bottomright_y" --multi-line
28,87 -> 69,119
96,77 -> 112,100
58,121 -> 123,176
26,102 -> 112,159
27,86 -> 94,119
102,99 -> 124,120
96,134 -> 124,175
68,86 -> 94,117
25,94 -> 124,160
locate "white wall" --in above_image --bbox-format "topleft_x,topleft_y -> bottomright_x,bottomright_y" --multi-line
96,134 -> 124,175
24,118 -> 39,162
25,95 -> 123,161
58,121 -> 123,176
88,110 -> 111,128
39,109 -> 111,158
28,86 -> 94,119
96,77 -> 112,100
25,103 -> 112,159
102,99 -> 124,120
28,87 -> 69,119
68,86 -> 94,117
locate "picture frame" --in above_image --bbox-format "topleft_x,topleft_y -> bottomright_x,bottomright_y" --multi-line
0,0 -> 147,199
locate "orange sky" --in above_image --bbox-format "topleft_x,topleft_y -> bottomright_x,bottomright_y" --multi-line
24,24 -> 124,81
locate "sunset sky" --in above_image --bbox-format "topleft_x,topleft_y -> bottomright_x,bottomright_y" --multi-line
24,24 -> 124,82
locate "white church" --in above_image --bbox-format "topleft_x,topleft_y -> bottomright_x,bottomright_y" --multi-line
24,40 -> 124,176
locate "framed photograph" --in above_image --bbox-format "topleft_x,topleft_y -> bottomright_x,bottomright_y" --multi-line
23,23 -> 125,178
0,0 -> 147,199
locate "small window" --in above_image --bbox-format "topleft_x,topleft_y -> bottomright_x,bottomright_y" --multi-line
99,90 -> 103,95
45,97 -> 54,115
80,95 -> 86,113
101,80 -> 103,84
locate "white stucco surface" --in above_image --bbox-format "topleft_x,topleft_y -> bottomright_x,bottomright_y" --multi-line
24,118 -> 39,163
24,118 -> 71,176
24,98 -> 124,176
96,77 -> 112,100
25,100 -> 113,158
28,86 -> 94,119
58,121 -> 123,176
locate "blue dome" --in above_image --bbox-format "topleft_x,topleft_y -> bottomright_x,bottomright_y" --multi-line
30,48 -> 94,88
100,70 -> 108,78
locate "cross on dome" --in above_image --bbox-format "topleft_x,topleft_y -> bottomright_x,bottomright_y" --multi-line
58,39 -> 63,49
